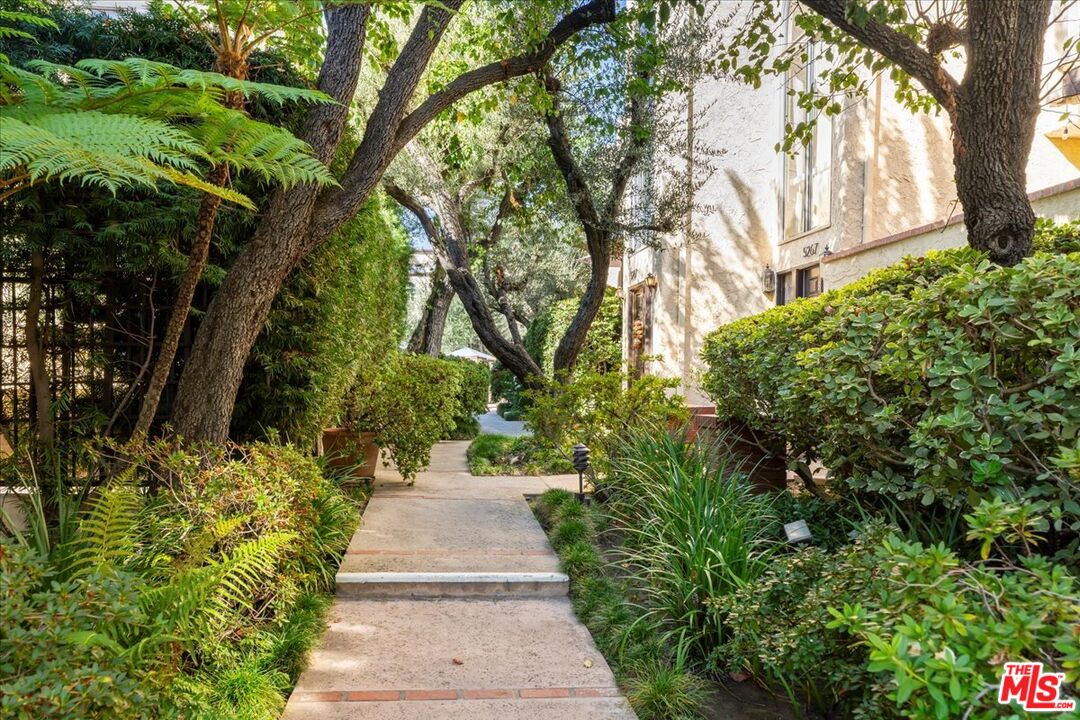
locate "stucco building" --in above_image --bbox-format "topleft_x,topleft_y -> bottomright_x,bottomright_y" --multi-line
621,5 -> 1080,407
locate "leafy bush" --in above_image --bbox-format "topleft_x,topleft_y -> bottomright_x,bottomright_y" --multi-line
344,353 -> 463,481
466,433 -> 573,476
0,440 -> 359,719
606,428 -> 780,663
235,196 -> 410,445
442,358 -> 491,440
830,530 -> 1080,720
715,522 -> 895,718
525,369 -> 687,473
523,288 -> 622,377
701,230 -> 1080,563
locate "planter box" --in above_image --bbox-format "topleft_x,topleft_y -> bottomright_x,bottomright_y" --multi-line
686,414 -> 788,492
322,428 -> 380,479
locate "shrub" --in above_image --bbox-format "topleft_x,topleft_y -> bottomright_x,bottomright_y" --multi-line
525,369 -> 687,473
442,358 -> 491,440
606,428 -> 780,663
714,522 -> 895,718
830,531 -> 1080,720
0,541 -> 164,719
701,233 -> 1080,562
344,354 -> 463,481
0,439 -> 359,719
799,254 -> 1080,535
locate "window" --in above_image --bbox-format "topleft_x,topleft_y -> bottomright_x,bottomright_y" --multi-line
776,265 -> 822,306
797,265 -> 822,298
783,44 -> 832,237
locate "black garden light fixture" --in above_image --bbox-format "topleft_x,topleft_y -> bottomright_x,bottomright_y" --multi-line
572,443 -> 590,501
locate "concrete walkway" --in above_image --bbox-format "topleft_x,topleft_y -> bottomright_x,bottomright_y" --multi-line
282,442 -> 636,720
477,407 -> 529,437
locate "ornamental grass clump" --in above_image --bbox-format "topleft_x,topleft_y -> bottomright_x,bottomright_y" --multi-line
606,427 -> 780,664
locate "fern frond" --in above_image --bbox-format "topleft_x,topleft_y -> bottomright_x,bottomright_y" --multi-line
66,483 -> 144,578
203,532 -> 295,632
178,515 -> 250,570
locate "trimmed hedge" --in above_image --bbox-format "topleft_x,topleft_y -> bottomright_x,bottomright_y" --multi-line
523,288 -> 622,377
702,221 -> 1080,545
443,358 -> 491,440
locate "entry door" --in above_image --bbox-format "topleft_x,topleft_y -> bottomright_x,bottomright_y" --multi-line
628,284 -> 652,380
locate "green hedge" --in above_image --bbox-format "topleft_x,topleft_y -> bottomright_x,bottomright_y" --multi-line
523,288 -> 622,377
235,195 -> 410,445
702,221 -> 1080,547
442,358 -> 491,440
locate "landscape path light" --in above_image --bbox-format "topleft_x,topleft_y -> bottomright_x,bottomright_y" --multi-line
572,443 -> 590,502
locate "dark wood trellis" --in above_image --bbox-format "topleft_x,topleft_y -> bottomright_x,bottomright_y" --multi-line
0,267 -> 198,451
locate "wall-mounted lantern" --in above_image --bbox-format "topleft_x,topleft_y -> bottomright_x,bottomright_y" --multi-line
644,273 -> 658,289
761,265 -> 776,293
821,244 -> 834,258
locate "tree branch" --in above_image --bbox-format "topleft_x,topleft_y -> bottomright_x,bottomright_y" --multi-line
392,0 -> 617,155
800,0 -> 960,111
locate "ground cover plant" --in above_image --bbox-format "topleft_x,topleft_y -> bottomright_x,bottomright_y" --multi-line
466,433 -> 573,476
531,488 -> 710,720
0,440 -> 362,719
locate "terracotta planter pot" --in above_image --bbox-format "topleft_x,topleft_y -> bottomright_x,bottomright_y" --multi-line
322,428 -> 380,479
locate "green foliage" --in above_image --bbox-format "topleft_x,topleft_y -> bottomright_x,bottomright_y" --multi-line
829,533 -> 1080,720
0,440 -> 358,719
344,354 -> 463,482
525,368 -> 687,474
702,233 -> 1080,563
466,432 -> 573,476
0,541 -> 162,719
715,522 -> 895,718
442,358 -> 491,440
234,195 -> 410,444
523,287 -> 622,376
1,56 -> 333,203
624,660 -> 710,720
606,428 -> 780,663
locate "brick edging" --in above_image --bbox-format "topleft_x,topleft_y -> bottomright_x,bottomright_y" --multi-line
289,686 -> 624,703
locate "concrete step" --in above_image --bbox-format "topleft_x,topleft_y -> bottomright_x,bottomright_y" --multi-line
336,571 -> 569,599
283,597 -> 634,719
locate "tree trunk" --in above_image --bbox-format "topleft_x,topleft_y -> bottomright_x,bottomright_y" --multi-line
26,249 -> 53,446
408,265 -> 454,356
385,179 -> 545,385
952,0 -> 1050,265
167,1 -> 615,442
801,0 -> 1051,265
170,4 -> 376,443
134,164 -> 229,435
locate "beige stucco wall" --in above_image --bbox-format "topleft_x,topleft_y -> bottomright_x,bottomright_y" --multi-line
627,2 -> 1080,406
623,45 -> 784,406
824,184 -> 1080,287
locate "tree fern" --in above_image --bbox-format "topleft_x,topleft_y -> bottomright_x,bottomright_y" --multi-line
2,51 -> 335,202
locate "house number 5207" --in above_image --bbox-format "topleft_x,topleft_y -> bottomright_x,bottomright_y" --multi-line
802,242 -> 819,258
